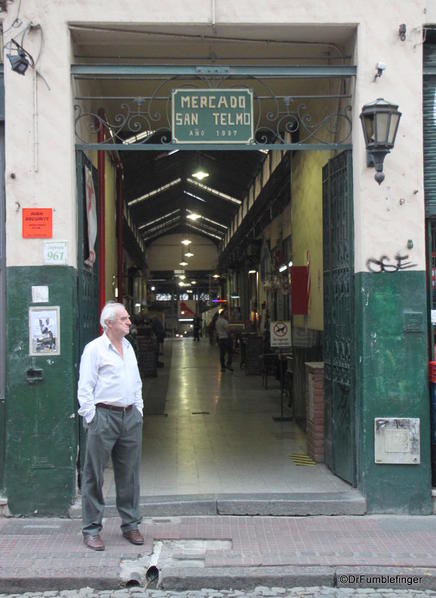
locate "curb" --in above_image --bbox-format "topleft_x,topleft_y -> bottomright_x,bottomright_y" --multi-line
69,491 -> 367,519
158,566 -> 334,590
156,565 -> 436,592
2,565 -> 436,593
0,576 -> 122,594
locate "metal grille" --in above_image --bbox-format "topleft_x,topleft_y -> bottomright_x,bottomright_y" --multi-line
75,151 -> 99,481
322,150 -> 355,485
72,66 -> 354,151
424,75 -> 436,217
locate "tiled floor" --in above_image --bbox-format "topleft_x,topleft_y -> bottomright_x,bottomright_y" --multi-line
105,338 -> 350,497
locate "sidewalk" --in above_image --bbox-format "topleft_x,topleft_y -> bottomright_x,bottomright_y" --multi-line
1,514 -> 436,594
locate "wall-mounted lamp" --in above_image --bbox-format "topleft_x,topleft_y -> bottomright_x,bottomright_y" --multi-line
359,98 -> 401,185
7,39 -> 34,75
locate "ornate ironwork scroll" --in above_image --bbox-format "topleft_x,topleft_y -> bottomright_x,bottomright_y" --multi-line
74,75 -> 352,146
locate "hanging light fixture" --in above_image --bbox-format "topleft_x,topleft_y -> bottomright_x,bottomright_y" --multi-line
187,212 -> 201,221
359,98 -> 401,185
192,154 -> 209,181
7,39 -> 34,75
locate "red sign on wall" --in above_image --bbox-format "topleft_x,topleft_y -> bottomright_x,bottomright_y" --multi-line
22,208 -> 53,238
290,265 -> 309,315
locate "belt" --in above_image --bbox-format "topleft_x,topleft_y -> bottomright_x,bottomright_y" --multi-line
96,403 -> 133,413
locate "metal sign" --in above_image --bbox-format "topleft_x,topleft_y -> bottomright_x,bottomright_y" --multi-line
270,320 -> 292,348
171,89 -> 254,144
22,208 -> 52,238
44,240 -> 67,265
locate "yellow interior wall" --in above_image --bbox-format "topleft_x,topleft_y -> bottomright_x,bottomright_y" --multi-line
105,156 -> 118,301
291,150 -> 332,331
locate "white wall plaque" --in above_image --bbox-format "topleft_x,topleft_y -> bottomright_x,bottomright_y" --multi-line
44,240 -> 67,265
31,286 -> 49,303
374,418 -> 420,464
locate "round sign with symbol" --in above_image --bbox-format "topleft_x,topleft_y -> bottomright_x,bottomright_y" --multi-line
274,322 -> 288,337
270,320 -> 292,347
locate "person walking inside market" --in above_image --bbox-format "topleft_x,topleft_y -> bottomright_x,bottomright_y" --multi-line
216,308 -> 233,372
193,315 -> 201,342
77,302 -> 144,551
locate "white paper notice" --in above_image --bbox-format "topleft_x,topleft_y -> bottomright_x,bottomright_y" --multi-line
31,286 -> 49,303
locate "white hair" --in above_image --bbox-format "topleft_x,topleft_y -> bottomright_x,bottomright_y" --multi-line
100,302 -> 124,331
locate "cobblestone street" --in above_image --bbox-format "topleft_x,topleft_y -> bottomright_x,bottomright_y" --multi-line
2,588 -> 436,598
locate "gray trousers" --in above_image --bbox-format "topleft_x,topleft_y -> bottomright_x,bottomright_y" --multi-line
81,406 -> 143,536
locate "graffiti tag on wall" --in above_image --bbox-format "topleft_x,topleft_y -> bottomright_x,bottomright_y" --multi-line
366,253 -> 417,273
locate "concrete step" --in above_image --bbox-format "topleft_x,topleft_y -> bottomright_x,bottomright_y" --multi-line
69,490 -> 367,518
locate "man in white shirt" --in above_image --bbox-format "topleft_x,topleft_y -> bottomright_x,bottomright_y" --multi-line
78,302 -> 144,551
215,309 -> 234,372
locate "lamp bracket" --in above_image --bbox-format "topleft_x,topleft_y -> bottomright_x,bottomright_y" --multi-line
366,148 -> 391,185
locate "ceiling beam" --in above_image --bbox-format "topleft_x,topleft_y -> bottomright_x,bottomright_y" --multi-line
143,222 -> 181,242
186,222 -> 223,241
142,215 -> 181,238
138,208 -> 181,230
72,64 -> 357,78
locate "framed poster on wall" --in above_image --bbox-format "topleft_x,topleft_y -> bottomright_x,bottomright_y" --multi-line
29,306 -> 60,356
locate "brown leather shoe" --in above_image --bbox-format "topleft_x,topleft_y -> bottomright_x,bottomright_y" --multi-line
83,534 -> 105,551
122,528 -> 144,545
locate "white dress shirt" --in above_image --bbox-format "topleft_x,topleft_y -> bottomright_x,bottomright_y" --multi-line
215,316 -> 230,339
77,333 -> 143,423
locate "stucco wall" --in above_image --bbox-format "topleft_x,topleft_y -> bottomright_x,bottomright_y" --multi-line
425,1 -> 436,22
352,9 -> 426,275
3,0 -> 429,276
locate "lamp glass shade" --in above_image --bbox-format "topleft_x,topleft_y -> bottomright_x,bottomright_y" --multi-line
388,113 -> 401,145
375,112 -> 390,144
360,98 -> 401,150
7,53 -> 29,75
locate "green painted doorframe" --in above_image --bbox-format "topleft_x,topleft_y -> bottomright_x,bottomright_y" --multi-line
71,62 -> 357,497
0,69 -> 5,493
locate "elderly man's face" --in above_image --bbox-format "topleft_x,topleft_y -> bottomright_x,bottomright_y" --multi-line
106,306 -> 131,339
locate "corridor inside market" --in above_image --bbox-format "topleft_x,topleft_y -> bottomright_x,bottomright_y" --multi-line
103,336 -> 351,499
